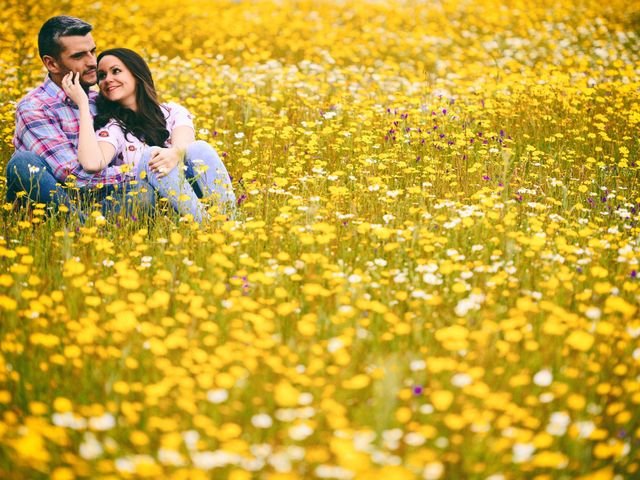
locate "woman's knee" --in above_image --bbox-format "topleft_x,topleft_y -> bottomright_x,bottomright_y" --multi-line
186,140 -> 217,159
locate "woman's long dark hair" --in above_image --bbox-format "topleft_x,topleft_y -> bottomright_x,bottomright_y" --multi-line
94,48 -> 169,147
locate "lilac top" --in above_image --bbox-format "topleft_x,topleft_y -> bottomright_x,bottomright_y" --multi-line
95,102 -> 195,167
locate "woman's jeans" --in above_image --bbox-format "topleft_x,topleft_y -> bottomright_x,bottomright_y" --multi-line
136,141 -> 236,223
5,151 -> 154,218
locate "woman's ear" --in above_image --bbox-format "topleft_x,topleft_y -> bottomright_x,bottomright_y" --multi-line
42,55 -> 62,74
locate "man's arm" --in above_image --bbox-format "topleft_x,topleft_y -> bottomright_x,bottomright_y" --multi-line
15,101 -> 128,187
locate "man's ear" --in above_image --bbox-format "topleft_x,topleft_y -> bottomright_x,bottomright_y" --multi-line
42,55 -> 62,74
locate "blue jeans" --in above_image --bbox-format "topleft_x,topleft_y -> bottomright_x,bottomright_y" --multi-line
136,140 -> 236,223
5,151 -> 155,218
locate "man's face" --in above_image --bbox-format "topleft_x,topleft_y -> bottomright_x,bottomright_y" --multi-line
45,33 -> 97,87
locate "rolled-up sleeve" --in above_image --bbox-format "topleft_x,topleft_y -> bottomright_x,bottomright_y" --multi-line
164,102 -> 195,131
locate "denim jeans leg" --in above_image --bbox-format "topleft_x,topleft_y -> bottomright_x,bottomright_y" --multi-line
136,148 -> 208,222
5,151 -> 73,211
183,140 -> 236,215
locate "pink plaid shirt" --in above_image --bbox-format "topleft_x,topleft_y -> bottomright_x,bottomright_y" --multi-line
13,76 -> 127,188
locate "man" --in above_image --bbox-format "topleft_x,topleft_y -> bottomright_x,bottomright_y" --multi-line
6,16 -> 153,216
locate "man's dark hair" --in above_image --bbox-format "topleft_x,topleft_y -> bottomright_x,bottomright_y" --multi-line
38,16 -> 93,59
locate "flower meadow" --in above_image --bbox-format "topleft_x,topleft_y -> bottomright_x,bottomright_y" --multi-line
1,0 -> 640,478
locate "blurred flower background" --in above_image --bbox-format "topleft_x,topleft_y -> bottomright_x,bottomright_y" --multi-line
0,0 -> 639,478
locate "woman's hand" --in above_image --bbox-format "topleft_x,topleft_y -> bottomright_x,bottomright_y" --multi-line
148,147 -> 184,178
61,72 -> 89,109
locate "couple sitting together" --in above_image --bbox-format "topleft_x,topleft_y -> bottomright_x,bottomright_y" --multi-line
6,15 -> 235,223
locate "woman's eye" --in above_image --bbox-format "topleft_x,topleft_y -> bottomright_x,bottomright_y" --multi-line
113,68 -> 121,74
97,73 -> 106,81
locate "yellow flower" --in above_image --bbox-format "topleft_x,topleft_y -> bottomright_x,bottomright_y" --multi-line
274,380 -> 300,407
395,407 -> 412,423
604,296 -> 637,318
302,283 -> 331,297
63,345 -> 82,359
371,466 -> 416,480
443,413 -> 466,430
531,451 -> 569,468
267,473 -> 299,480
565,331 -> 595,352
435,325 -> 469,351
566,394 -> 586,410
0,295 -> 17,311
62,258 -> 85,277
51,467 -> 75,480
12,431 -> 50,463
109,310 -> 138,333
53,397 -> 73,413
229,471 -> 252,480
216,372 -> 236,389
130,430 -> 150,446
575,467 -> 615,480
170,232 -> 183,245
276,302 -> 297,316
342,374 -> 371,390
430,390 -> 454,411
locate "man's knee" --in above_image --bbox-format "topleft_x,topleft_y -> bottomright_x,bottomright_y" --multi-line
5,151 -> 45,180
5,152 -> 59,204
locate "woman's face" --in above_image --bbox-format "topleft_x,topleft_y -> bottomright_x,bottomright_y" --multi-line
97,55 -> 137,110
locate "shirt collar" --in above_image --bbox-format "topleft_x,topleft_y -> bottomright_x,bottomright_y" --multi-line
42,75 -> 98,108
42,75 -> 68,103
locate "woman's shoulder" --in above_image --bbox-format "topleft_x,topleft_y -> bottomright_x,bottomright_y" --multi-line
96,117 -> 122,132
161,100 -> 184,109
161,101 -> 189,115
161,102 -> 194,128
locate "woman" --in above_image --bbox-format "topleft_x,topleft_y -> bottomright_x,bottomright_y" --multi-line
62,48 -> 235,223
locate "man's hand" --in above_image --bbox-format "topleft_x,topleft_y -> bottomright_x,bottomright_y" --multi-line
61,72 -> 89,109
148,147 -> 184,178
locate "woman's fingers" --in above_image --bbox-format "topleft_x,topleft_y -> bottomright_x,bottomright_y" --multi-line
150,159 -> 168,174
148,148 -> 181,177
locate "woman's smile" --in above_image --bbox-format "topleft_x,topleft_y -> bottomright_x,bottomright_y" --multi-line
97,55 -> 137,110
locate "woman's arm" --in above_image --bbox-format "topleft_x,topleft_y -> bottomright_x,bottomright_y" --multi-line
62,72 -> 115,173
148,125 -> 196,178
170,125 -> 196,151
